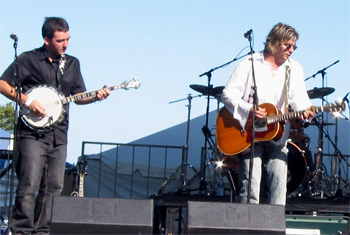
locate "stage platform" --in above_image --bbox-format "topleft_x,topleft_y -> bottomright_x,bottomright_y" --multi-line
151,193 -> 349,234
152,193 -> 350,214
1,194 -> 347,234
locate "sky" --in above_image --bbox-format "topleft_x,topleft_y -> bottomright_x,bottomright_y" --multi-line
0,0 -> 349,164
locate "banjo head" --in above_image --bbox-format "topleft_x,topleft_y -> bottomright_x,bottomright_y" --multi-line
21,85 -> 66,131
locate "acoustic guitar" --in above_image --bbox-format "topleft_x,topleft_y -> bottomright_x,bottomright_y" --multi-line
216,102 -> 345,155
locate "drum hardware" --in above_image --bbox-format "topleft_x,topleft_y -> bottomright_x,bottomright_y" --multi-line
309,121 -> 335,127
158,94 -> 202,194
308,114 -> 350,198
304,61 -> 342,198
190,83 -> 239,198
159,86 -> 231,195
189,78 -> 225,192
326,115 -> 350,197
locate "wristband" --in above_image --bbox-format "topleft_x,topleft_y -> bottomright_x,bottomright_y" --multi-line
25,97 -> 34,107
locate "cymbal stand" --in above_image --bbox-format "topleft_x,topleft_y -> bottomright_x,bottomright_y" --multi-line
158,94 -> 201,194
312,115 -> 325,198
199,70 -> 214,192
306,61 -> 339,198
321,117 -> 350,197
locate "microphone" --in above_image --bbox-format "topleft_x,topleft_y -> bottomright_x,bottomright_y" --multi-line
244,29 -> 252,39
10,32 -> 18,42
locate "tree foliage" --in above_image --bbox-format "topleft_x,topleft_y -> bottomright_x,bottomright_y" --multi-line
0,102 -> 15,132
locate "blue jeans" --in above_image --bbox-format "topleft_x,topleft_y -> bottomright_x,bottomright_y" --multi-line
238,142 -> 288,205
10,138 -> 67,234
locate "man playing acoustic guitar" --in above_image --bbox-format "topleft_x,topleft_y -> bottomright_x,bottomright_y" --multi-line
220,23 -> 314,205
0,17 -> 110,234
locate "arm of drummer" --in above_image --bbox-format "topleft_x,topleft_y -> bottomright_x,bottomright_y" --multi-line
0,79 -> 47,116
75,85 -> 110,105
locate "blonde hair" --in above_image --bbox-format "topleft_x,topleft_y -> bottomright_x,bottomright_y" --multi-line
264,23 -> 299,54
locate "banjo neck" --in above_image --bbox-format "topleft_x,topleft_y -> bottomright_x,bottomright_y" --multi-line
62,78 -> 141,104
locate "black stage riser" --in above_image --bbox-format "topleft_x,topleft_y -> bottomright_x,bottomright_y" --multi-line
50,196 -> 154,234
186,201 -> 286,234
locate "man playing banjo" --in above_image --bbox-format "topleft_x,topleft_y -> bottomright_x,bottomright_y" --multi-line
0,17 -> 110,234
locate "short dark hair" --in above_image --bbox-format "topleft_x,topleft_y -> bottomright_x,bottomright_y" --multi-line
42,17 -> 69,39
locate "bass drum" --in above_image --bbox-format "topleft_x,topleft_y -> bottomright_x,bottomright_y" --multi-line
287,142 -> 307,194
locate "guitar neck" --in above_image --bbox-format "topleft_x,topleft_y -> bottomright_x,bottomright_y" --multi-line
78,173 -> 85,197
266,110 -> 304,124
266,102 -> 345,125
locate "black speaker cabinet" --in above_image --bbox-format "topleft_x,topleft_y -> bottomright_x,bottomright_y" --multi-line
50,196 -> 154,234
187,201 -> 286,234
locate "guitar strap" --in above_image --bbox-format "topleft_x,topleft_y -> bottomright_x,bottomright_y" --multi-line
284,65 -> 291,113
56,55 -> 66,91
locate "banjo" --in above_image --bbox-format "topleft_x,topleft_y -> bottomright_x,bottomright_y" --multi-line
21,77 -> 141,131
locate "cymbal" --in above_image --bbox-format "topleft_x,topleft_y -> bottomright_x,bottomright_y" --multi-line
307,87 -> 335,99
212,86 -> 225,95
189,84 -> 224,97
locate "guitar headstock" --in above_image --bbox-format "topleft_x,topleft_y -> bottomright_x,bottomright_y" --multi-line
323,101 -> 346,113
119,77 -> 142,90
78,160 -> 88,175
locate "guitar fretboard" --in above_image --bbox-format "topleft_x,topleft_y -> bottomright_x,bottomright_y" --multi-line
78,174 -> 84,197
266,102 -> 344,125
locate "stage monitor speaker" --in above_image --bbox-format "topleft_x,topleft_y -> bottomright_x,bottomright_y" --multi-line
187,201 -> 286,234
50,196 -> 154,234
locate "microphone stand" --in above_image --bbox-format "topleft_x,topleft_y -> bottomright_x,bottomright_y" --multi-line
245,33 -> 258,204
5,36 -> 21,233
198,51 -> 252,193
304,60 -> 339,82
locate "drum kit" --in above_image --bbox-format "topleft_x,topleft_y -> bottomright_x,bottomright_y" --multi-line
185,83 -> 349,199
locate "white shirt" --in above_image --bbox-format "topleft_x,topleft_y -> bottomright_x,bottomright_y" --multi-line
221,51 -> 312,145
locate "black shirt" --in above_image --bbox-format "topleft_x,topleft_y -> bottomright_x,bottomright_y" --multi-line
1,46 -> 86,145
